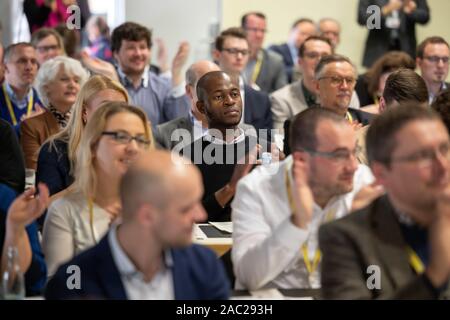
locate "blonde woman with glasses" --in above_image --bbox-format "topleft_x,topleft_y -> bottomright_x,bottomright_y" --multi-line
36,75 -> 129,200
42,102 -> 154,276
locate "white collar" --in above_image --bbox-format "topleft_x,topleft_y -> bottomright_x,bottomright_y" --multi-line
204,127 -> 245,145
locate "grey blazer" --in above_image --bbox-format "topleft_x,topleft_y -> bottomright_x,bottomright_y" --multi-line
154,116 -> 257,151
254,49 -> 288,94
319,195 -> 450,300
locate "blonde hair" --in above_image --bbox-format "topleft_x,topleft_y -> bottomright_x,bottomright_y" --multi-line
47,75 -> 129,173
73,102 -> 154,198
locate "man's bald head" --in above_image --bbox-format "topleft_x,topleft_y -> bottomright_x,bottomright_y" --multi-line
186,60 -> 221,87
120,150 -> 202,220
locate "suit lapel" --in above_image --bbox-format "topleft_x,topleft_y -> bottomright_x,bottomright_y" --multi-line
369,196 -> 417,291
94,236 -> 128,299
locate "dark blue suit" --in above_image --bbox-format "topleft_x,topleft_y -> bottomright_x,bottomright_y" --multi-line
269,43 -> 295,83
244,85 -> 273,135
45,234 -> 230,300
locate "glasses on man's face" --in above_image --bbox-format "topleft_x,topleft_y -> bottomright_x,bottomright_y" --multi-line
221,48 -> 250,56
245,27 -> 267,34
424,56 -> 449,64
300,146 -> 360,164
102,131 -> 151,148
303,52 -> 329,60
36,45 -> 60,53
318,75 -> 356,87
390,142 -> 450,168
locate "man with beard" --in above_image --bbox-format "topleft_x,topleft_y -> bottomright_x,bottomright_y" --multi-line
232,107 -> 374,290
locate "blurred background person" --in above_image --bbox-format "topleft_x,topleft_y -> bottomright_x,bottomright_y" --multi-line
84,15 -> 113,63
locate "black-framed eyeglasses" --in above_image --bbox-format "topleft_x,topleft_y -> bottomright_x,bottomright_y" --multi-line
423,56 -> 449,64
390,142 -> 450,168
318,76 -> 357,87
221,48 -> 250,56
303,52 -> 330,60
300,146 -> 361,163
101,131 -> 151,148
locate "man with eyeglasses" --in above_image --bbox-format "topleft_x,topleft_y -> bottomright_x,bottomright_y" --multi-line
241,12 -> 287,93
213,27 -> 272,134
268,18 -> 317,83
271,36 -> 333,130
316,54 -> 372,124
416,36 -> 450,104
232,107 -> 375,290
320,103 -> 450,299
0,43 -> 44,134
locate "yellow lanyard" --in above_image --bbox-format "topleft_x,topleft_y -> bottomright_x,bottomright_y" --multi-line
87,198 -> 98,244
345,111 -> 353,123
2,84 -> 33,126
251,52 -> 264,84
285,167 -> 323,275
406,246 -> 425,274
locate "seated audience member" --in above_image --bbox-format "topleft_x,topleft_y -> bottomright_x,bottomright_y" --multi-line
318,18 -> 341,50
0,43 -> 44,132
416,37 -> 450,103
283,54 -> 372,155
1,184 -> 49,296
111,22 -> 190,128
356,68 -> 429,165
181,71 -> 278,222
84,15 -> 113,63
232,108 -> 375,290
36,75 -> 129,198
20,56 -> 89,170
30,28 -> 65,66
320,104 -> 450,299
271,36 -> 333,130
268,18 -> 317,83
213,27 -> 272,133
154,60 -> 218,150
431,89 -> 450,130
0,119 -> 25,194
355,51 -> 415,110
241,12 -> 287,93
45,150 -> 230,300
0,43 -> 4,83
42,102 -> 153,276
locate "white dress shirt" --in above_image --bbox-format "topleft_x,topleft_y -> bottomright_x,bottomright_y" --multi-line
231,155 -> 374,290
108,226 -> 174,300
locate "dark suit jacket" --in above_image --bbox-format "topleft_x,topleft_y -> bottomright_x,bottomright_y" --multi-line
357,0 -> 430,67
0,119 -> 25,193
20,110 -> 60,170
244,85 -> 273,134
268,43 -> 295,83
319,195 -> 450,299
154,116 -> 194,151
45,233 -> 230,300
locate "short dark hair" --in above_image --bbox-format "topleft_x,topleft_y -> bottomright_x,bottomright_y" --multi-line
111,22 -> 152,53
215,27 -> 247,51
3,42 -> 34,63
290,107 -> 347,152
417,36 -> 450,59
291,18 -> 315,30
382,69 -> 429,105
315,54 -> 355,79
241,12 -> 266,28
196,71 -> 228,102
365,51 -> 415,97
299,35 -> 332,57
366,103 -> 438,165
431,89 -> 450,132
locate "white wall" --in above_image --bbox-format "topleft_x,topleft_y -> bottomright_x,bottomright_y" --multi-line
124,0 -> 222,71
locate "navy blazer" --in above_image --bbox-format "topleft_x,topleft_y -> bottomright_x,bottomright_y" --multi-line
244,85 -> 273,135
269,43 -> 295,83
45,234 -> 230,300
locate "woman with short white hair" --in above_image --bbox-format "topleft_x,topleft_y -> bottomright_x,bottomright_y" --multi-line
20,56 -> 89,170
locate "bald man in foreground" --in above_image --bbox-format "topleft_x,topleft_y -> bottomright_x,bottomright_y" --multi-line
45,151 -> 230,300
